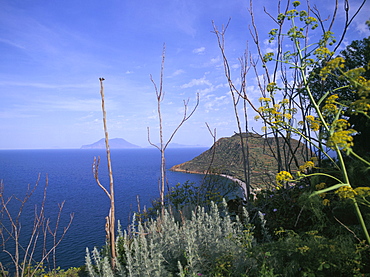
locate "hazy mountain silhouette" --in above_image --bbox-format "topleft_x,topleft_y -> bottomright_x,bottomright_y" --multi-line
81,138 -> 140,149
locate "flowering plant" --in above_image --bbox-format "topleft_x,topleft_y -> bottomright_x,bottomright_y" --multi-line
254,1 -> 370,243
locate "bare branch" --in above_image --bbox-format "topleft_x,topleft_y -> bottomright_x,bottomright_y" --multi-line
164,93 -> 200,150
148,45 -> 199,208
93,157 -> 111,199
333,0 -> 367,53
93,77 -> 116,268
204,122 -> 217,177
0,176 -> 73,276
147,127 -> 161,150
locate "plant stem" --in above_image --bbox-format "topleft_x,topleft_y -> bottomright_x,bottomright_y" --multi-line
293,28 -> 370,244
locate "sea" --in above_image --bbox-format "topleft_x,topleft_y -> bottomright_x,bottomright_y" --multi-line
0,148 -> 209,271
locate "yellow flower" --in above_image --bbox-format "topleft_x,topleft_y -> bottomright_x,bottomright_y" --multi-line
356,76 -> 370,97
315,182 -> 326,190
326,94 -> 339,104
333,119 -> 350,131
276,171 -> 293,185
281,98 -> 289,104
328,129 -> 356,150
322,199 -> 330,206
351,97 -> 370,114
335,186 -> 357,199
259,97 -> 272,103
297,245 -> 310,254
319,57 -> 345,80
322,103 -> 338,116
284,113 -> 292,120
305,115 -> 321,131
314,46 -> 333,60
306,115 -> 315,121
267,82 -> 278,92
354,187 -> 370,197
254,115 -> 260,121
299,161 -> 315,173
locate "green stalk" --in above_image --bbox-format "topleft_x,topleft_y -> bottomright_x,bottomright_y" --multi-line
292,26 -> 370,244
353,199 -> 370,244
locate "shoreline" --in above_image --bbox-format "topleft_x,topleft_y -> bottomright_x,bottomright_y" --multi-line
219,174 -> 259,200
170,166 -> 258,200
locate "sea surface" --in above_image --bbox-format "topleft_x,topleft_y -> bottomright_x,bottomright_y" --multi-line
0,148 -> 208,270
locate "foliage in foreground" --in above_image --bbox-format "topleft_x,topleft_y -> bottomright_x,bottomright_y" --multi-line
86,201 -> 254,277
251,183 -> 369,276
86,189 -> 370,276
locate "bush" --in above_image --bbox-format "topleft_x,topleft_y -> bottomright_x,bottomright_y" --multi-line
86,201 -> 254,276
248,230 -> 367,276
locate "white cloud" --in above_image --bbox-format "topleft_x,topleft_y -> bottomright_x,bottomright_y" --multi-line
356,22 -> 370,36
210,56 -> 221,64
168,69 -> 185,78
197,86 -> 216,95
192,47 -> 205,54
195,82 -> 226,96
203,92 -> 230,113
181,76 -> 212,88
200,56 -> 223,69
231,63 -> 240,69
216,95 -> 227,101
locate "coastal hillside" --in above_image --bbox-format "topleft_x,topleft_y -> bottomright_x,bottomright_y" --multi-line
170,132 -> 312,188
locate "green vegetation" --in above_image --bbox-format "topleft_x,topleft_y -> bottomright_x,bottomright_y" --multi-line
85,1 -> 370,276
170,132 -> 311,189
85,183 -> 370,276
2,1 -> 370,276
87,201 -> 254,276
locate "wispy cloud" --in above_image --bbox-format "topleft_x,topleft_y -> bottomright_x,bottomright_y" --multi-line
210,56 -> 221,64
181,76 -> 212,88
193,47 -> 205,54
168,69 -> 185,78
0,81 -> 95,90
0,38 -> 25,49
355,21 -> 370,36
0,110 -> 37,119
204,94 -> 230,113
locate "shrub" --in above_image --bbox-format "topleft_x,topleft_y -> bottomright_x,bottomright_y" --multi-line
248,230 -> 367,276
86,201 -> 254,276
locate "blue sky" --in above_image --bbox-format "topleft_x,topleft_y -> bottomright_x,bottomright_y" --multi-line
0,0 -> 369,149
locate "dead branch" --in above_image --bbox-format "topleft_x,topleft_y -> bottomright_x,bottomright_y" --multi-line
93,77 -> 117,268
93,157 -> 111,199
212,20 -> 252,199
0,176 -> 73,277
147,46 -> 200,208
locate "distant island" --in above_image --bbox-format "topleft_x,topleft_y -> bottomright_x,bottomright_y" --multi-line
81,138 -> 140,149
170,132 -> 312,188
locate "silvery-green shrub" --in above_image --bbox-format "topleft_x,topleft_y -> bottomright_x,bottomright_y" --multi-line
86,200 -> 254,276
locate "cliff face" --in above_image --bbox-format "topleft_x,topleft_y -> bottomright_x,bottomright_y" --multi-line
170,132 -> 312,188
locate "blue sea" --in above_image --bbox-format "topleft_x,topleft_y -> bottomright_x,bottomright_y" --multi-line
0,148 -> 208,270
